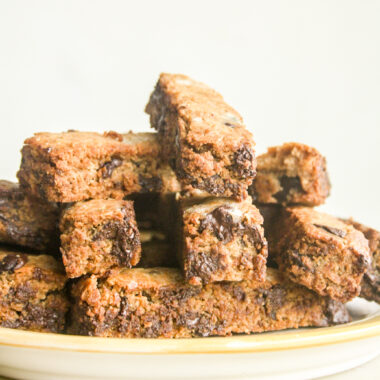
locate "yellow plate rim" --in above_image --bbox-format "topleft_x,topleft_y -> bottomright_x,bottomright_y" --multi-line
0,309 -> 379,355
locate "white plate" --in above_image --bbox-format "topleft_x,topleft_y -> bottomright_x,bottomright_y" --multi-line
0,298 -> 379,380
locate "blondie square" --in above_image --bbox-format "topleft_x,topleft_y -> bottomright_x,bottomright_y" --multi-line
0,248 -> 68,332
253,143 -> 330,206
60,199 -> 141,278
181,196 -> 267,285
17,131 -> 180,203
145,73 -> 256,200
69,267 -> 350,338
270,207 -> 370,302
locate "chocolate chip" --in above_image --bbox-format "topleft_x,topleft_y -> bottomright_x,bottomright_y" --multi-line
199,206 -> 234,242
163,287 -> 201,306
186,251 -> 224,283
0,254 -> 27,274
245,225 -> 266,249
100,157 -> 123,179
264,286 -> 286,320
314,224 -> 347,238
177,312 -> 216,337
199,175 -> 226,195
288,250 -> 314,272
224,122 -> 236,127
233,145 -> 255,179
232,286 -> 246,302
119,297 -> 129,318
92,210 -> 140,267
138,175 -> 163,192
273,176 -> 304,204
199,206 -> 265,250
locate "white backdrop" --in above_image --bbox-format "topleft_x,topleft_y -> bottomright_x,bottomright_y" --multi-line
0,0 -> 379,228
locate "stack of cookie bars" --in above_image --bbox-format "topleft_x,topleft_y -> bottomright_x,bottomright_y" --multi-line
0,74 -> 378,337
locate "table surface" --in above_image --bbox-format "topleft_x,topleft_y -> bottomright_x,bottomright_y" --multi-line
0,353 -> 379,380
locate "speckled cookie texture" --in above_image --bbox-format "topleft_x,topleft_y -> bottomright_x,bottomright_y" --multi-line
344,219 -> 380,303
60,199 -> 141,278
0,248 -> 69,333
0,180 -> 59,252
69,267 -> 350,338
253,143 -> 330,206
17,131 -> 180,203
145,73 -> 256,200
180,196 -> 268,285
269,207 -> 371,302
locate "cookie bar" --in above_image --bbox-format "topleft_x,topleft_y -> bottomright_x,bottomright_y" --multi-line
0,180 -> 59,252
344,219 -> 380,303
269,207 -> 370,302
0,248 -> 69,332
69,267 -> 350,338
17,131 -> 180,203
145,73 -> 256,200
252,143 -> 330,206
138,230 -> 177,268
60,199 -> 141,278
181,196 -> 267,285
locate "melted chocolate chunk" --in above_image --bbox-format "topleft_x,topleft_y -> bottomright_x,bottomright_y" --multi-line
273,176 -> 304,204
100,157 -> 123,179
198,175 -> 226,195
187,251 -> 224,283
138,175 -> 163,192
119,297 -> 129,318
233,145 -> 255,179
314,224 -> 347,238
199,206 -> 265,249
0,254 -> 27,274
160,286 -> 201,306
232,286 -> 246,302
199,206 -> 234,242
264,285 -> 286,320
288,250 -> 314,272
92,211 -> 139,266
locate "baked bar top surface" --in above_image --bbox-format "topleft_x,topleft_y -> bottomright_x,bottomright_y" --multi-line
148,73 -> 254,150
61,199 -> 135,223
22,131 -> 159,159
285,207 -> 370,255
0,248 -> 66,277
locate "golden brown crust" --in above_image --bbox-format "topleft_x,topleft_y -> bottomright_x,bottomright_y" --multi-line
60,199 -> 141,278
270,207 -> 370,302
69,267 -> 350,338
0,248 -> 69,332
145,73 -> 256,200
253,143 -> 330,206
17,131 -> 180,203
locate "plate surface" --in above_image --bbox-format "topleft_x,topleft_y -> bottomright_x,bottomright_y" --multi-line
0,298 -> 379,380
